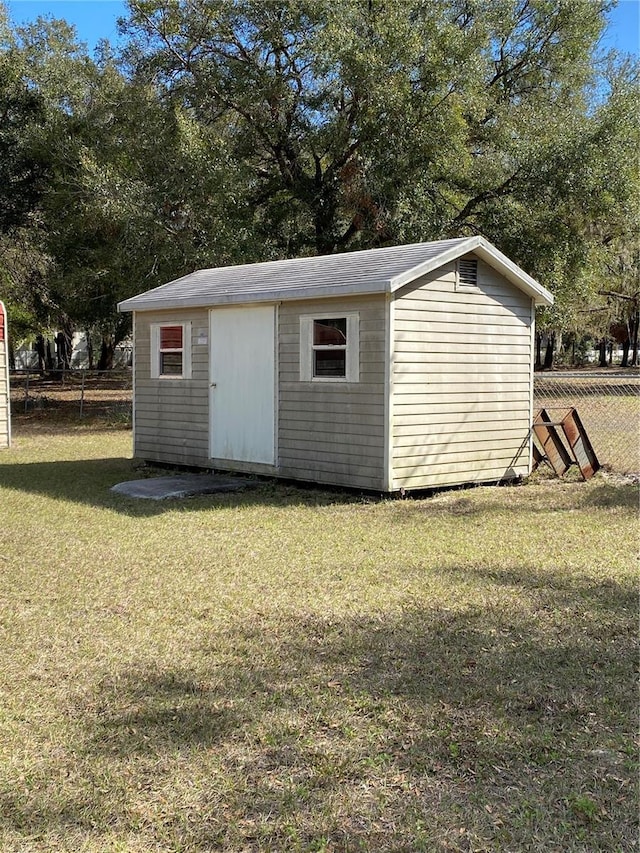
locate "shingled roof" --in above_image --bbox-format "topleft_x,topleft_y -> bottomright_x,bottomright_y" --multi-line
118,236 -> 553,312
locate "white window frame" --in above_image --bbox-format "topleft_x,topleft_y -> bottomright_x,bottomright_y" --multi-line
150,322 -> 192,379
299,313 -> 359,382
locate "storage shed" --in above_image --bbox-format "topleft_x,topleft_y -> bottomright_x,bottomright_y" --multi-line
0,301 -> 11,449
118,236 -> 553,492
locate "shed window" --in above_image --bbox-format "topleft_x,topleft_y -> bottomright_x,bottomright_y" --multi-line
313,318 -> 347,377
300,314 -> 359,382
457,258 -> 479,289
151,322 -> 192,379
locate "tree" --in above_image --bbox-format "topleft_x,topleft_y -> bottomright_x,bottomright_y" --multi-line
121,0 -> 617,257
0,13 -> 50,235
3,11 -> 251,367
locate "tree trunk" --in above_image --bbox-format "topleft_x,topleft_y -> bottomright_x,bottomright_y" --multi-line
598,338 -> 608,368
535,333 -> 543,371
97,336 -> 115,371
55,332 -> 66,370
45,340 -> 54,371
543,333 -> 555,370
35,334 -> 46,372
8,340 -> 15,371
620,339 -> 630,368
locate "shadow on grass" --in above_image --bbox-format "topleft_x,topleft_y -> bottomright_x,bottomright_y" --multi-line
580,482 -> 639,510
3,452 -> 637,521
1,573 -> 636,852
0,457 -> 372,517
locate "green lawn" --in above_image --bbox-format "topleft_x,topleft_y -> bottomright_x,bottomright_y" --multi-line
0,423 -> 637,852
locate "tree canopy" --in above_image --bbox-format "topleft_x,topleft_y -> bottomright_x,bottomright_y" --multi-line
1,0 -> 638,366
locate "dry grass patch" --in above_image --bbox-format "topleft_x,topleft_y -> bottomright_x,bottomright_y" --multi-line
0,423 -> 637,852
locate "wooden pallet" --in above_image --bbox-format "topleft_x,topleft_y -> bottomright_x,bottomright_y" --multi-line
532,407 -> 600,480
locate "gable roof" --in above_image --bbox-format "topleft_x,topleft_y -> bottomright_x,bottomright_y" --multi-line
118,236 -> 553,312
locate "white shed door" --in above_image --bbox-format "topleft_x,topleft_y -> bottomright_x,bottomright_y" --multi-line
209,305 -> 276,464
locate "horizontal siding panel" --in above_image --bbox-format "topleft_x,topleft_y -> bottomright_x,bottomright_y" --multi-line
394,381 -> 530,395
135,442 -> 209,459
280,415 -> 384,435
397,281 -> 530,303
393,447 -> 529,473
395,297 -> 529,319
393,463 -> 529,490
135,384 -> 209,394
278,455 -> 381,480
394,322 -> 522,346
279,389 -> 383,404
394,391 -> 527,408
390,337 -> 530,355
393,435 -> 529,470
394,352 -> 530,366
135,431 -> 209,445
280,435 -> 384,454
394,364 -> 530,379
135,445 -> 210,460
396,296 -> 527,312
135,422 -> 209,440
134,390 -> 209,402
136,388 -> 209,412
396,290 -> 530,310
135,420 -> 208,436
394,426 -> 528,445
134,408 -> 208,423
135,450 -> 210,468
278,402 -> 383,418
393,411 -> 530,432
395,321 -> 529,341
394,404 -> 532,423
280,383 -> 383,399
278,465 -> 383,491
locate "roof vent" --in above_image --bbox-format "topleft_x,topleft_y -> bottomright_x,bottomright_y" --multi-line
458,258 -> 478,288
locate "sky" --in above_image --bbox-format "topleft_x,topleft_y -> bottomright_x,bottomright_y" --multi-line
4,0 -> 640,56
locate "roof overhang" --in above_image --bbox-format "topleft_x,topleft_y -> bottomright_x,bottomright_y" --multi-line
118,277 -> 392,313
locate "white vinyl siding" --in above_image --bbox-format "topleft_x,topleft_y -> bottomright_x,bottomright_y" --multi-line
391,255 -> 534,490
279,295 -> 386,490
134,310 -> 209,467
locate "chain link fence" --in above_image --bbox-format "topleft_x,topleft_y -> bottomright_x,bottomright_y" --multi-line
534,371 -> 639,475
9,369 -> 132,423
9,368 -> 639,475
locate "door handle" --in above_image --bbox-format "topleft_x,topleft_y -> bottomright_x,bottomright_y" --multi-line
210,382 -> 217,387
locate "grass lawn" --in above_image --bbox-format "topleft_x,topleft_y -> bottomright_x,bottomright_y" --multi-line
0,421 -> 637,852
